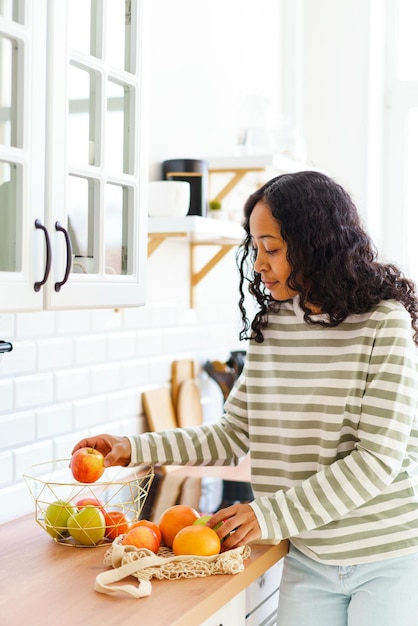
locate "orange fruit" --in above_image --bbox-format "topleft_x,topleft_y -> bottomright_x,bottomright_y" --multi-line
103,510 -> 130,540
172,525 -> 221,557
121,525 -> 160,553
158,504 -> 200,548
130,519 -> 162,543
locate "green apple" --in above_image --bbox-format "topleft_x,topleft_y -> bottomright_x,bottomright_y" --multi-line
193,514 -> 232,541
44,500 -> 77,540
193,514 -> 223,531
67,506 -> 106,546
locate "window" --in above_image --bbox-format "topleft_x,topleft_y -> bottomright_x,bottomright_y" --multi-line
384,0 -> 418,280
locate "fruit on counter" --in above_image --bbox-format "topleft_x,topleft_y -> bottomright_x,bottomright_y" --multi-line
104,510 -> 130,540
172,525 -> 221,557
193,513 -> 231,541
75,498 -> 105,512
67,505 -> 106,546
44,500 -> 77,539
158,504 -> 200,548
121,525 -> 161,553
193,514 -> 223,531
130,519 -> 162,543
70,447 -> 105,483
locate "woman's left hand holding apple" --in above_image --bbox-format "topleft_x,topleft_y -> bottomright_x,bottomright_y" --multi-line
207,503 -> 261,550
71,434 -> 132,467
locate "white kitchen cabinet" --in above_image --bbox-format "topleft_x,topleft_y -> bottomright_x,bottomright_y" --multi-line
200,590 -> 246,626
0,0 -> 148,311
246,560 -> 283,625
198,559 -> 283,626
0,1 -> 47,311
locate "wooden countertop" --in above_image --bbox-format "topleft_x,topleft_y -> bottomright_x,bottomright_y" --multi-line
0,513 -> 288,626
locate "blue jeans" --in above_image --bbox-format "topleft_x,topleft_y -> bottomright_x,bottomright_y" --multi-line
277,543 -> 418,626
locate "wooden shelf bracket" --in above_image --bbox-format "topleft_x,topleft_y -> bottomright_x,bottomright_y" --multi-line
189,242 -> 236,308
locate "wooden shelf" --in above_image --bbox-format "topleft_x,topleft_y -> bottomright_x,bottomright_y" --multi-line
147,155 -> 314,307
207,153 -> 314,172
148,216 -> 244,307
207,153 -> 317,205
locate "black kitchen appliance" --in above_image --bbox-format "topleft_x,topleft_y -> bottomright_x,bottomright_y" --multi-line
162,158 -> 208,217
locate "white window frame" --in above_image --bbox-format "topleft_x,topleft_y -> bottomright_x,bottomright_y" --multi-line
382,0 -> 418,281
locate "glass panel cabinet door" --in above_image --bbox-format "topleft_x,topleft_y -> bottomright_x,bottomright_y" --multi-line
0,0 -> 47,311
0,0 -> 147,311
46,0 -> 148,309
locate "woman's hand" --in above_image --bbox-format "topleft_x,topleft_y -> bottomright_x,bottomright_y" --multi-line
207,503 -> 261,550
71,434 -> 132,467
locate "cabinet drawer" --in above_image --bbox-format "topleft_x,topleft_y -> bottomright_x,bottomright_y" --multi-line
245,560 -> 283,624
200,590 -> 246,626
246,588 -> 279,626
246,560 -> 283,614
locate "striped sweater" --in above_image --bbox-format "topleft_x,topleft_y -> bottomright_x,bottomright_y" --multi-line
130,296 -> 418,565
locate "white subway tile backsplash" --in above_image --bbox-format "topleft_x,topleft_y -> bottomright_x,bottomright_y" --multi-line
74,334 -> 107,365
1,412 -> 36,449
126,414 -> 147,435
36,403 -> 73,439
55,309 -> 92,335
15,310 -> 56,338
148,302 -> 179,327
73,396 -> 107,430
15,373 -> 54,409
37,338 -> 74,371
176,305 -> 198,327
121,304 -> 151,330
162,327 -> 191,354
107,331 -> 137,360
54,432 -> 85,460
91,308 -> 123,332
121,358 -> 150,389
183,326 -> 213,350
14,440 -> 54,479
0,313 -> 14,336
1,340 -> 37,375
0,379 -> 13,414
107,389 -> 141,422
148,356 -> 173,385
54,367 -> 90,401
136,329 -> 164,357
0,451 -> 13,485
90,363 -> 122,394
0,482 -> 34,524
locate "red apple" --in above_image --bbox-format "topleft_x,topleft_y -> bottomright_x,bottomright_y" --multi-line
75,498 -> 105,512
70,447 -> 105,483
104,511 -> 130,539
121,526 -> 160,553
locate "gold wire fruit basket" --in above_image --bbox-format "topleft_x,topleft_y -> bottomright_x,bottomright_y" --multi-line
24,460 -> 154,547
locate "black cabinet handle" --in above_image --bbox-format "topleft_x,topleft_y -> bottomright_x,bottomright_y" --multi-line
34,219 -> 52,292
54,221 -> 73,292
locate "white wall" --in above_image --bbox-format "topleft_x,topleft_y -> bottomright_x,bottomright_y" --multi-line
148,0 -> 284,177
0,0 -> 384,525
300,0 -> 385,242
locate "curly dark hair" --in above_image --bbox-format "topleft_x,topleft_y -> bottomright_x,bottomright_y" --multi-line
237,171 -> 418,345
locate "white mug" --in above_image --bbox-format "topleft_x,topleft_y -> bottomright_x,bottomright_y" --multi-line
148,180 -> 191,217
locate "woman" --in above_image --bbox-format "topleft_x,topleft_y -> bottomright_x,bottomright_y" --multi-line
73,171 -> 418,626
